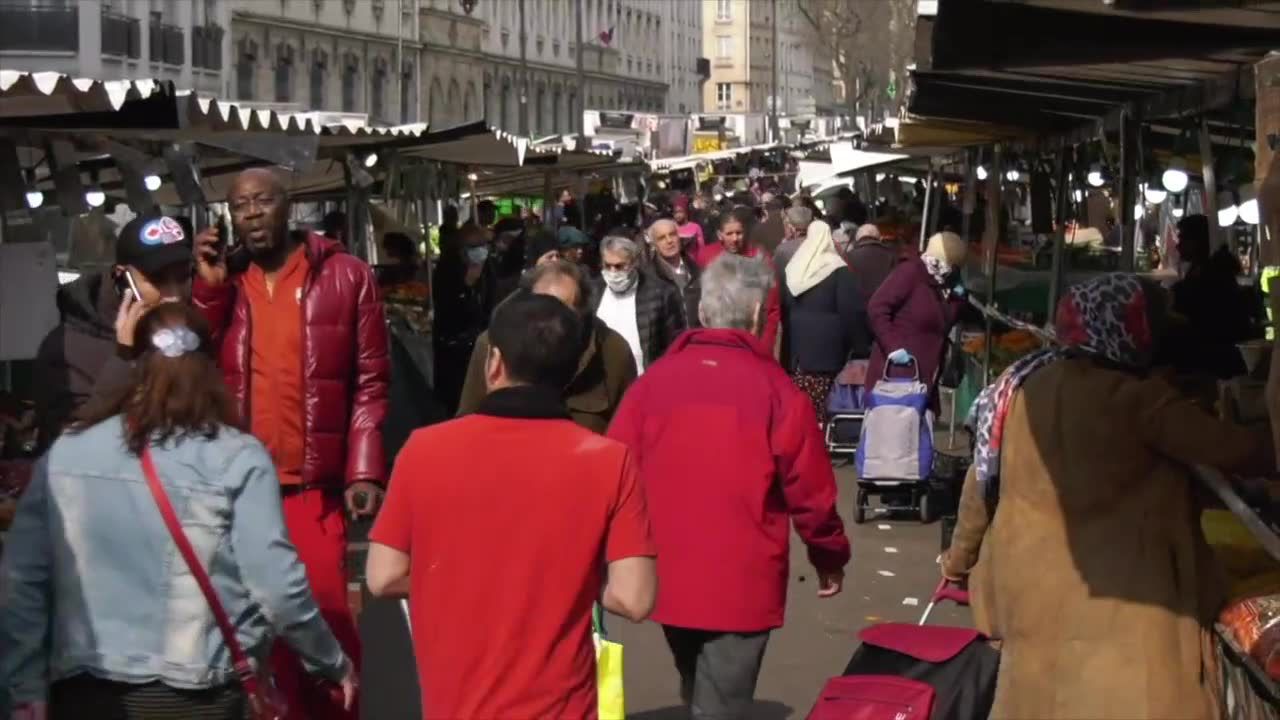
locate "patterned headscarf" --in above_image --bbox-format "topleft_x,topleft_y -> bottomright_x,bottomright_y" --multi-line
969,274 -> 1153,500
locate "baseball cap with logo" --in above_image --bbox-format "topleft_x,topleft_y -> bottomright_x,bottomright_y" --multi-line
115,215 -> 193,276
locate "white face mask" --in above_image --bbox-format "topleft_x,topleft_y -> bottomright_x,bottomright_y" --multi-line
603,268 -> 638,294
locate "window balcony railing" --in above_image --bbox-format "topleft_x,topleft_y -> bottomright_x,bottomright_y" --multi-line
192,23 -> 223,70
0,3 -> 79,53
149,21 -> 184,66
101,11 -> 141,59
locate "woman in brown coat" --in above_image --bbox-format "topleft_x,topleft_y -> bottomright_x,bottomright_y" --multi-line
943,274 -> 1271,720
457,260 -> 637,434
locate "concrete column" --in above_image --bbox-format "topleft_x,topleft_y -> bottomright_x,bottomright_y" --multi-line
79,0 -> 102,78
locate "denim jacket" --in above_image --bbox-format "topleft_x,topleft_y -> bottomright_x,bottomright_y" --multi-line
0,416 -> 348,706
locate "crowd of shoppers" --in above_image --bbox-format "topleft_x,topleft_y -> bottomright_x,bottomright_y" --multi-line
8,159 -> 1279,720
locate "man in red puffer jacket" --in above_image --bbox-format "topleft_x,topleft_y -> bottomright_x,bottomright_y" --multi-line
193,168 -> 389,720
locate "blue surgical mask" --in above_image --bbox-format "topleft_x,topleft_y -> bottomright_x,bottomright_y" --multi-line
465,246 -> 489,265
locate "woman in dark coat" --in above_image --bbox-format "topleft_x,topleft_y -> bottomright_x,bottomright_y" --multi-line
866,232 -> 968,409
781,220 -> 868,422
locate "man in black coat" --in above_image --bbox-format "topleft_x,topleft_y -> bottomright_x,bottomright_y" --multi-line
647,218 -> 701,329
593,234 -> 687,372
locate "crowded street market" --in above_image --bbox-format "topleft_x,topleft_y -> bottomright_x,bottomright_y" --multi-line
1,0 -> 1280,718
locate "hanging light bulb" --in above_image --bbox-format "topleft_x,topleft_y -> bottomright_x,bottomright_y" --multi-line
1238,186 -> 1259,225
25,190 -> 43,209
1073,188 -> 1084,203
975,165 -> 988,181
1004,168 -> 1020,182
1217,192 -> 1238,227
1172,206 -> 1184,218
144,174 -> 162,191
1142,182 -> 1167,205
1086,163 -> 1105,188
85,188 -> 106,208
1161,156 -> 1188,194
875,172 -> 886,182
1133,203 -> 1144,221
363,152 -> 379,168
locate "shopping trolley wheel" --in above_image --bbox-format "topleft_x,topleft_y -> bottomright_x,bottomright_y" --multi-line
853,488 -> 867,524
919,490 -> 934,524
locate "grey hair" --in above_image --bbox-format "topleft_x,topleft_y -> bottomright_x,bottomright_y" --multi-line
647,218 -> 678,240
600,234 -> 640,262
698,253 -> 775,330
784,205 -> 813,229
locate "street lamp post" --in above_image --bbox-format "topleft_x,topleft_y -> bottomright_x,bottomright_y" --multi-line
518,0 -> 529,136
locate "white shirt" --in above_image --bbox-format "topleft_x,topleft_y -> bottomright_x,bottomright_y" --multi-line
596,287 -> 645,374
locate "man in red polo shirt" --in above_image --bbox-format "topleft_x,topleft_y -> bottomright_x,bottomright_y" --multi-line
193,168 -> 389,720
367,292 -> 657,720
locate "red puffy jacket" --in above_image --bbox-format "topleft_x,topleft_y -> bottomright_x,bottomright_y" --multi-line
193,232 -> 390,487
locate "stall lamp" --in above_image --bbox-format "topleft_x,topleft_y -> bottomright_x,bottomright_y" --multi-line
1072,188 -> 1084,203
898,175 -> 918,184
1172,206 -> 1185,218
24,190 -> 43,209
1086,163 -> 1106,188
655,179 -> 667,189
975,165 -> 988,181
874,172 -> 886,182
814,198 -> 826,211
144,174 -> 162,191
1004,168 -> 1020,182
363,153 -> 379,169
1238,187 -> 1259,226
1133,203 -> 1144,221
1213,202 -> 1233,226
1161,157 -> 1189,194
85,188 -> 106,208
714,192 -> 724,202
466,172 -> 479,182
1142,183 -> 1167,205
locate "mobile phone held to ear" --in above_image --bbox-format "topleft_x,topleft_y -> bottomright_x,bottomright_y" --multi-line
115,269 -> 143,300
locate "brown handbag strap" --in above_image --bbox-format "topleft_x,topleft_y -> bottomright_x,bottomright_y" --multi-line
140,447 -> 262,691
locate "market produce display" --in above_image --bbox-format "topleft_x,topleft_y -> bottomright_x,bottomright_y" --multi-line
1221,594 -> 1280,681
961,329 -> 1045,378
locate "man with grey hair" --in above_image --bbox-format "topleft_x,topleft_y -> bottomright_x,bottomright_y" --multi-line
608,253 -> 850,719
648,217 -> 701,328
594,234 -> 686,372
772,204 -> 815,276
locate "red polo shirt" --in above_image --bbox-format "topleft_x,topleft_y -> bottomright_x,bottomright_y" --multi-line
371,386 -> 656,720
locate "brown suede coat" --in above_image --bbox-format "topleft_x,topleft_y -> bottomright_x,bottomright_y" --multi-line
456,317 -> 638,434
944,359 -> 1271,720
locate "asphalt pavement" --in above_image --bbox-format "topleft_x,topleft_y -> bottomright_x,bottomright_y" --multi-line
358,461 -> 973,719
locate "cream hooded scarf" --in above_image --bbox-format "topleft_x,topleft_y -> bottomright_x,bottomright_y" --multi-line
785,220 -> 847,296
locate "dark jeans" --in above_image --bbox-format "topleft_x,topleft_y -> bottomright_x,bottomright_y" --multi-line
50,674 -> 246,720
662,625 -> 771,720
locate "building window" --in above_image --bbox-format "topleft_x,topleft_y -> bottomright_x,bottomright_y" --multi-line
716,0 -> 731,21
716,82 -> 731,110
236,38 -> 257,101
341,54 -> 359,112
716,35 -> 731,59
274,44 -> 294,103
371,58 -> 387,122
310,50 -> 327,109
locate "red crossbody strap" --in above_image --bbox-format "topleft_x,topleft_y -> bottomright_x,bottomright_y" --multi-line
140,447 -> 261,688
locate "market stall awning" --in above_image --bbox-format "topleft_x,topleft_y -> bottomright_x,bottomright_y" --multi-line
796,147 -> 910,189
908,0 -> 1274,133
648,142 -> 782,172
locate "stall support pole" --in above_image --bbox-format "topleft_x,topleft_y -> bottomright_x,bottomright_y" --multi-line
577,172 -> 588,232
960,147 -> 980,242
1119,105 -> 1140,271
982,145 -> 1004,386
1200,114 -> 1227,254
467,170 -> 478,223
1046,139 -> 1070,323
541,171 -> 554,227
918,165 -> 935,252
927,168 -> 943,237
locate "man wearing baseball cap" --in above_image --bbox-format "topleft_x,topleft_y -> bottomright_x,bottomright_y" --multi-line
33,215 -> 195,452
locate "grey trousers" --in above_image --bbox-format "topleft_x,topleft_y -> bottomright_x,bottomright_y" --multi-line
662,625 -> 771,720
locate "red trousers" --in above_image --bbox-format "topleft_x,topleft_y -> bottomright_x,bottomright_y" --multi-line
272,488 -> 361,720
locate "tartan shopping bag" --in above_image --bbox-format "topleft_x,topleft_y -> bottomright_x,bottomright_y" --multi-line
593,603 -> 625,720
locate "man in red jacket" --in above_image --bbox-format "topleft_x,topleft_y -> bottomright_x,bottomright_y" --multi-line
193,168 -> 389,720
608,253 -> 850,719
695,209 -> 782,353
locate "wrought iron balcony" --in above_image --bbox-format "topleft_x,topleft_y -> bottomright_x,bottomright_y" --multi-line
101,11 -> 141,59
149,20 -> 184,65
192,24 -> 223,70
0,3 -> 79,53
